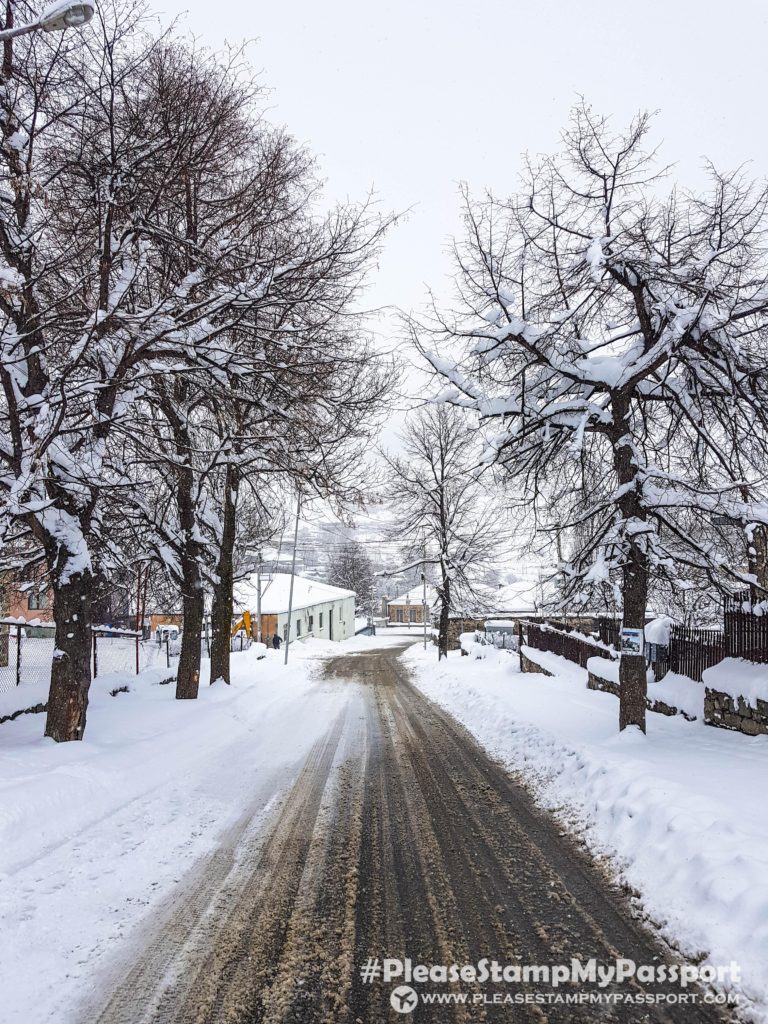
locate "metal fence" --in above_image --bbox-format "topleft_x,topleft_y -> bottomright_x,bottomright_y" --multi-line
485,629 -> 518,652
1,620 -> 243,697
0,623 -> 55,693
92,630 -> 141,677
1,622 -> 145,693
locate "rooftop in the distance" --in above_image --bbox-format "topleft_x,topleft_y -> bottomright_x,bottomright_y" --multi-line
234,572 -> 355,615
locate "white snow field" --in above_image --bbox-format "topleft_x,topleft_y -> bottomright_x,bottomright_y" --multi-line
0,634 -> 402,1024
403,642 -> 768,1023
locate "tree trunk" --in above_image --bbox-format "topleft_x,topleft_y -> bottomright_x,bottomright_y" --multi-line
612,390 -> 648,733
752,524 -> 768,600
618,548 -> 649,732
209,466 -> 238,685
44,568 -> 94,742
176,576 -> 204,699
438,577 -> 450,660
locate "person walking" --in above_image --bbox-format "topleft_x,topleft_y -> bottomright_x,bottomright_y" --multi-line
272,633 -> 282,650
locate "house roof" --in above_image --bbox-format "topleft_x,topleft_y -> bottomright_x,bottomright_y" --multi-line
388,584 -> 439,607
234,572 -> 355,615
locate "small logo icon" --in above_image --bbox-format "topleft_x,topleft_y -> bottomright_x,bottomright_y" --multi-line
390,985 -> 418,1014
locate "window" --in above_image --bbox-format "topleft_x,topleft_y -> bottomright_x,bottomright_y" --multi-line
283,624 -> 289,641
409,607 -> 417,623
396,608 -> 404,623
319,612 -> 323,629
309,615 -> 314,633
296,619 -> 301,636
28,591 -> 49,610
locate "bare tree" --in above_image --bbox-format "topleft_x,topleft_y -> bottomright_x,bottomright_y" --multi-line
329,540 -> 376,615
384,405 -> 503,659
0,2 -> 391,737
418,103 -> 768,730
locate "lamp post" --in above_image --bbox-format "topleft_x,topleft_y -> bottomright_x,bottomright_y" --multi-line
0,0 -> 95,42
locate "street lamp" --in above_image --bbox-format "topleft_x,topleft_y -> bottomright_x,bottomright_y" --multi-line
0,0 -> 95,42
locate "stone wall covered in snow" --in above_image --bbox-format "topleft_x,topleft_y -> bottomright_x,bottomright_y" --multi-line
704,691 -> 768,735
702,659 -> 768,736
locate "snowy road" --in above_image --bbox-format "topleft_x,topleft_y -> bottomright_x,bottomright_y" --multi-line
79,644 -> 733,1024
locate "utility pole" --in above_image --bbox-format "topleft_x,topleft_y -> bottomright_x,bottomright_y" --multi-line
555,524 -> 567,628
284,492 -> 302,666
256,547 -> 263,644
422,531 -> 428,651
135,565 -> 142,676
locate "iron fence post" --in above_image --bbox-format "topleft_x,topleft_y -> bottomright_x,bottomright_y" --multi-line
15,623 -> 21,686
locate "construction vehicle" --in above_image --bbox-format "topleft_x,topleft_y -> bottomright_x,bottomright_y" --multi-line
231,610 -> 252,638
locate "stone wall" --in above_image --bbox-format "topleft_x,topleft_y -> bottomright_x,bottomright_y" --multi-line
520,651 -> 553,676
587,671 -> 619,698
586,666 -> 696,721
446,618 -> 485,651
704,689 -> 768,736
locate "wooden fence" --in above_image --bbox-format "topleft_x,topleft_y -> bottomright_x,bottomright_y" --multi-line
525,622 -> 615,669
525,607 -> 768,684
668,625 -> 725,682
723,608 -> 768,663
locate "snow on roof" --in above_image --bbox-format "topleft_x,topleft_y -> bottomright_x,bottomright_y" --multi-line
234,572 -> 355,615
388,584 -> 439,607
480,576 -> 545,614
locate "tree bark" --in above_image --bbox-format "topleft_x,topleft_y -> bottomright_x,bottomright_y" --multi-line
176,575 -> 204,699
44,567 -> 94,742
209,465 -> 238,685
438,576 -> 450,660
612,390 -> 648,733
618,551 -> 649,732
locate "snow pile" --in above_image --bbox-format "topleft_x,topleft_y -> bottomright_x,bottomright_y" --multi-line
521,644 -> 587,684
459,631 -> 506,659
404,643 -> 768,1019
703,658 -> 768,708
0,678 -> 50,718
648,672 -> 705,720
0,636 -> 385,1024
645,615 -> 675,645
586,655 -> 654,686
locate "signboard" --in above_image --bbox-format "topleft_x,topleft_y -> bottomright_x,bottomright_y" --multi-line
620,627 -> 644,657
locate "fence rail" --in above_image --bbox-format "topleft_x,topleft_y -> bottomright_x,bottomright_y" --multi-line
724,608 -> 768,663
524,621 -> 616,669
520,602 -> 768,685
1,622 -> 159,692
668,625 -> 725,682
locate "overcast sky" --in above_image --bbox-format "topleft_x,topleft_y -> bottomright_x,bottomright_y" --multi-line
151,0 -> 768,529
158,0 -> 768,445
158,0 -> 768,313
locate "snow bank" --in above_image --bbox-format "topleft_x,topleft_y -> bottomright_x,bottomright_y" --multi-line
0,635 -> 389,1024
587,657 -> 702,719
0,678 -> 49,718
403,643 -> 768,1020
459,631 -> 500,659
648,671 -> 705,720
703,658 -> 768,708
586,655 -> 655,686
521,645 -> 588,684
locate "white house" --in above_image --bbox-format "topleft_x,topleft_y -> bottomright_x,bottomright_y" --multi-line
234,572 -> 356,643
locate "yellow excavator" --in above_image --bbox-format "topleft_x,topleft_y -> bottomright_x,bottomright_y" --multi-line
231,610 -> 252,638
